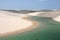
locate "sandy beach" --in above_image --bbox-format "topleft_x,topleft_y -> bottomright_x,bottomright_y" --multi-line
0,10 -> 38,37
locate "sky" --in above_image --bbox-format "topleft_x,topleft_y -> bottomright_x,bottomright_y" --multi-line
0,0 -> 60,10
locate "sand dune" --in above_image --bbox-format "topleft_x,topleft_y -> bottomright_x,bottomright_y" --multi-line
38,11 -> 60,18
26,12 -> 44,16
53,16 -> 60,22
0,10 -> 34,36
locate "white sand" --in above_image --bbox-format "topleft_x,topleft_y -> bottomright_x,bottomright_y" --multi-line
27,12 -> 44,16
0,10 -> 32,34
53,16 -> 60,22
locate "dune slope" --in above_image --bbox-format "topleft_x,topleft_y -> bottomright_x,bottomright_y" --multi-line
0,10 -> 33,36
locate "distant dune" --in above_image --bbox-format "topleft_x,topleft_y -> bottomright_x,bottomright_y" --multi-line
2,9 -> 37,14
1,9 -> 60,20
1,9 -> 60,22
26,12 -> 44,16
38,11 -> 60,18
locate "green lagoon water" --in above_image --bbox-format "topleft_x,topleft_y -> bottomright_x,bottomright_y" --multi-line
0,16 -> 60,40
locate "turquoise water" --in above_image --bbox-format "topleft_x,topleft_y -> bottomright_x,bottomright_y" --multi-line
0,16 -> 60,40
